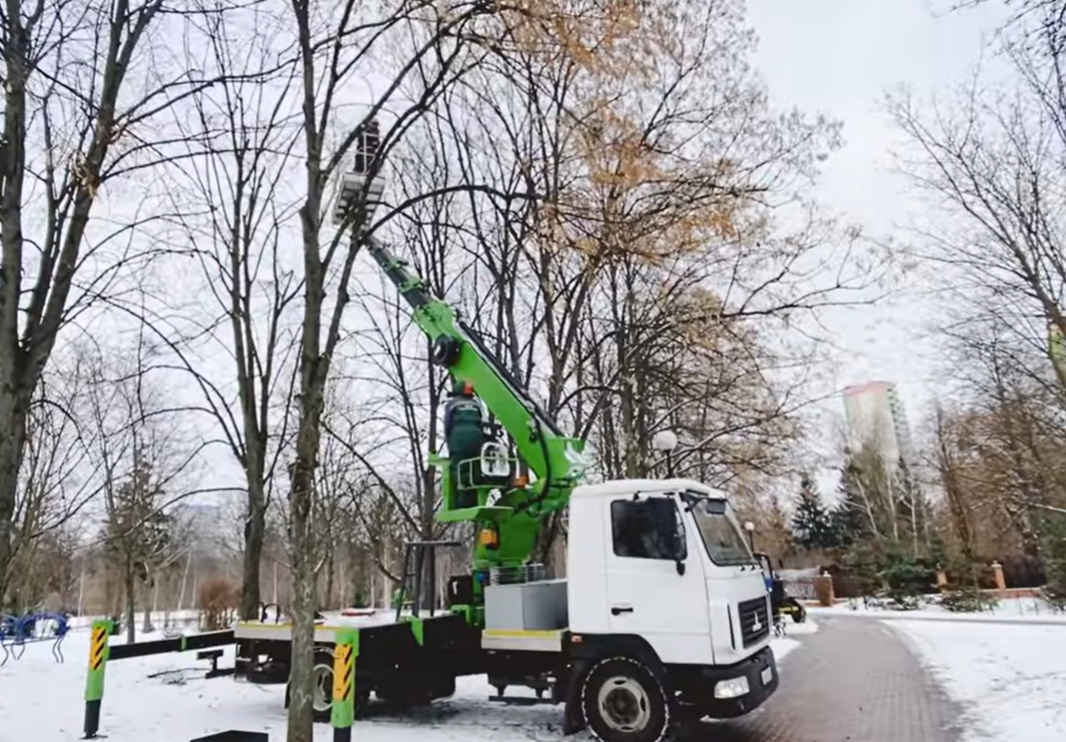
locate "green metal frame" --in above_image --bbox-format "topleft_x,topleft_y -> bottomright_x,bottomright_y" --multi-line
368,238 -> 587,580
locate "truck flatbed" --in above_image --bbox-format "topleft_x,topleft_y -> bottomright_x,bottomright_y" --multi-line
234,609 -> 412,644
237,612 -> 482,666
235,612 -> 566,654
234,609 -> 574,721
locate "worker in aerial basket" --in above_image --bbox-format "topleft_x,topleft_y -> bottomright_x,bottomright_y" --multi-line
444,379 -> 485,508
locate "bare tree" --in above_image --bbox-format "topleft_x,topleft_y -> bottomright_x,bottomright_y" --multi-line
2,349 -> 101,606
359,0 -> 876,570
934,404 -> 979,563
958,0 -> 1066,57
337,144 -> 468,599
0,0 -> 236,604
143,5 -> 306,621
84,328 -> 205,643
888,6 -> 1066,561
276,0 -> 517,735
928,341 -> 1066,555
276,1 -> 686,730
887,29 -> 1066,400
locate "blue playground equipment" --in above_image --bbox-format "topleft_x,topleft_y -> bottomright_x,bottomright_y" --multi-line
0,611 -> 69,666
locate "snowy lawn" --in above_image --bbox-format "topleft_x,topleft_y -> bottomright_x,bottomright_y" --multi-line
0,625 -> 812,742
809,596 -> 1066,624
888,619 -> 1066,742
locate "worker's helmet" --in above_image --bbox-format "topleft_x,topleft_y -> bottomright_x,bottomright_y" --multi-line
452,379 -> 474,396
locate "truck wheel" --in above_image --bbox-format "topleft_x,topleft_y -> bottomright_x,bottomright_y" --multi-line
284,647 -> 335,723
580,657 -> 670,742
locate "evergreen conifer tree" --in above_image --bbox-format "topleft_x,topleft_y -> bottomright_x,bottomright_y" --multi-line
791,473 -> 837,549
831,460 -> 874,546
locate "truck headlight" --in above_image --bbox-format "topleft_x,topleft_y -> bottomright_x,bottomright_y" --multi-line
714,676 -> 750,699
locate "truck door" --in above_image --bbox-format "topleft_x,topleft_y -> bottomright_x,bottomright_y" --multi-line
603,493 -> 714,666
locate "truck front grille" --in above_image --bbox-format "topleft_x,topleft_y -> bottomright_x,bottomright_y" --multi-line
737,596 -> 771,647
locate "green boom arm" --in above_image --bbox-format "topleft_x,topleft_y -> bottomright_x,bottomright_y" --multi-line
367,238 -> 586,569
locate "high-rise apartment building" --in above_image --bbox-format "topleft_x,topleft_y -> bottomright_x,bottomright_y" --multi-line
842,380 -> 913,468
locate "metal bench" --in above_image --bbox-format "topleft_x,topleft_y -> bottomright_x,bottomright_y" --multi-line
197,648 -> 229,679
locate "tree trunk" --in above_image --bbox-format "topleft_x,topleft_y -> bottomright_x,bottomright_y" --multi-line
177,552 -> 192,611
0,35 -> 34,609
287,551 -> 316,741
533,513 -> 562,571
125,554 -> 136,645
350,540 -> 364,608
908,479 -> 920,558
240,479 -> 267,619
326,551 -> 335,610
419,467 -> 436,612
0,389 -> 31,606
287,443 -> 319,742
143,576 -> 155,634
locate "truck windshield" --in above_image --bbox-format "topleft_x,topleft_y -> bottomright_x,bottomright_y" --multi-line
682,492 -> 756,566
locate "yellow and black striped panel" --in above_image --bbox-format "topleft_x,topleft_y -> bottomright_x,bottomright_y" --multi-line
332,644 -> 354,702
89,626 -> 108,671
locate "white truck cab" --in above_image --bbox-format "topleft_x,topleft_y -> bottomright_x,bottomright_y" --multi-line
567,478 -> 774,667
483,478 -> 778,742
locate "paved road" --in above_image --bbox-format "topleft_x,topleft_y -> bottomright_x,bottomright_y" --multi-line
684,617 -> 965,742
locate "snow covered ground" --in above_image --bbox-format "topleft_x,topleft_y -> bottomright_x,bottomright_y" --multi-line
889,619 -> 1066,742
809,595 -> 1066,624
0,623 -> 815,742
63,610 -> 204,631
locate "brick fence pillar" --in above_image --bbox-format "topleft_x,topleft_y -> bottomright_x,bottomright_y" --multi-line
813,573 -> 835,606
992,561 -> 1006,593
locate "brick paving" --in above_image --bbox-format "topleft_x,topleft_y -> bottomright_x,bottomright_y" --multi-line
684,617 -> 966,742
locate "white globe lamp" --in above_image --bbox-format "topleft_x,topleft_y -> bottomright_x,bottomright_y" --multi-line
651,430 -> 679,477
652,430 -> 678,452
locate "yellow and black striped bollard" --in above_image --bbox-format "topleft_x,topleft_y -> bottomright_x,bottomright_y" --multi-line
83,619 -> 113,739
331,628 -> 360,742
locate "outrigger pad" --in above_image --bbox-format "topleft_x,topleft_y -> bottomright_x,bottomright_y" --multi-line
191,732 -> 268,742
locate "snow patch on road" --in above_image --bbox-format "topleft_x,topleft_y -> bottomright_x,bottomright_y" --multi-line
779,618 -> 819,636
769,617 -> 818,663
769,637 -> 801,661
889,620 -> 1066,742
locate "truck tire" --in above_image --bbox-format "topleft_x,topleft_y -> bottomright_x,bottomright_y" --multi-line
580,656 -> 671,742
284,647 -> 336,723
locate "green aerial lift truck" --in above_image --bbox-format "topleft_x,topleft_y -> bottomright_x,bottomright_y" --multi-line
231,121 -> 778,742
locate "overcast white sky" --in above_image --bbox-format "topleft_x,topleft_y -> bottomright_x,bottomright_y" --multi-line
745,0 -> 1015,460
